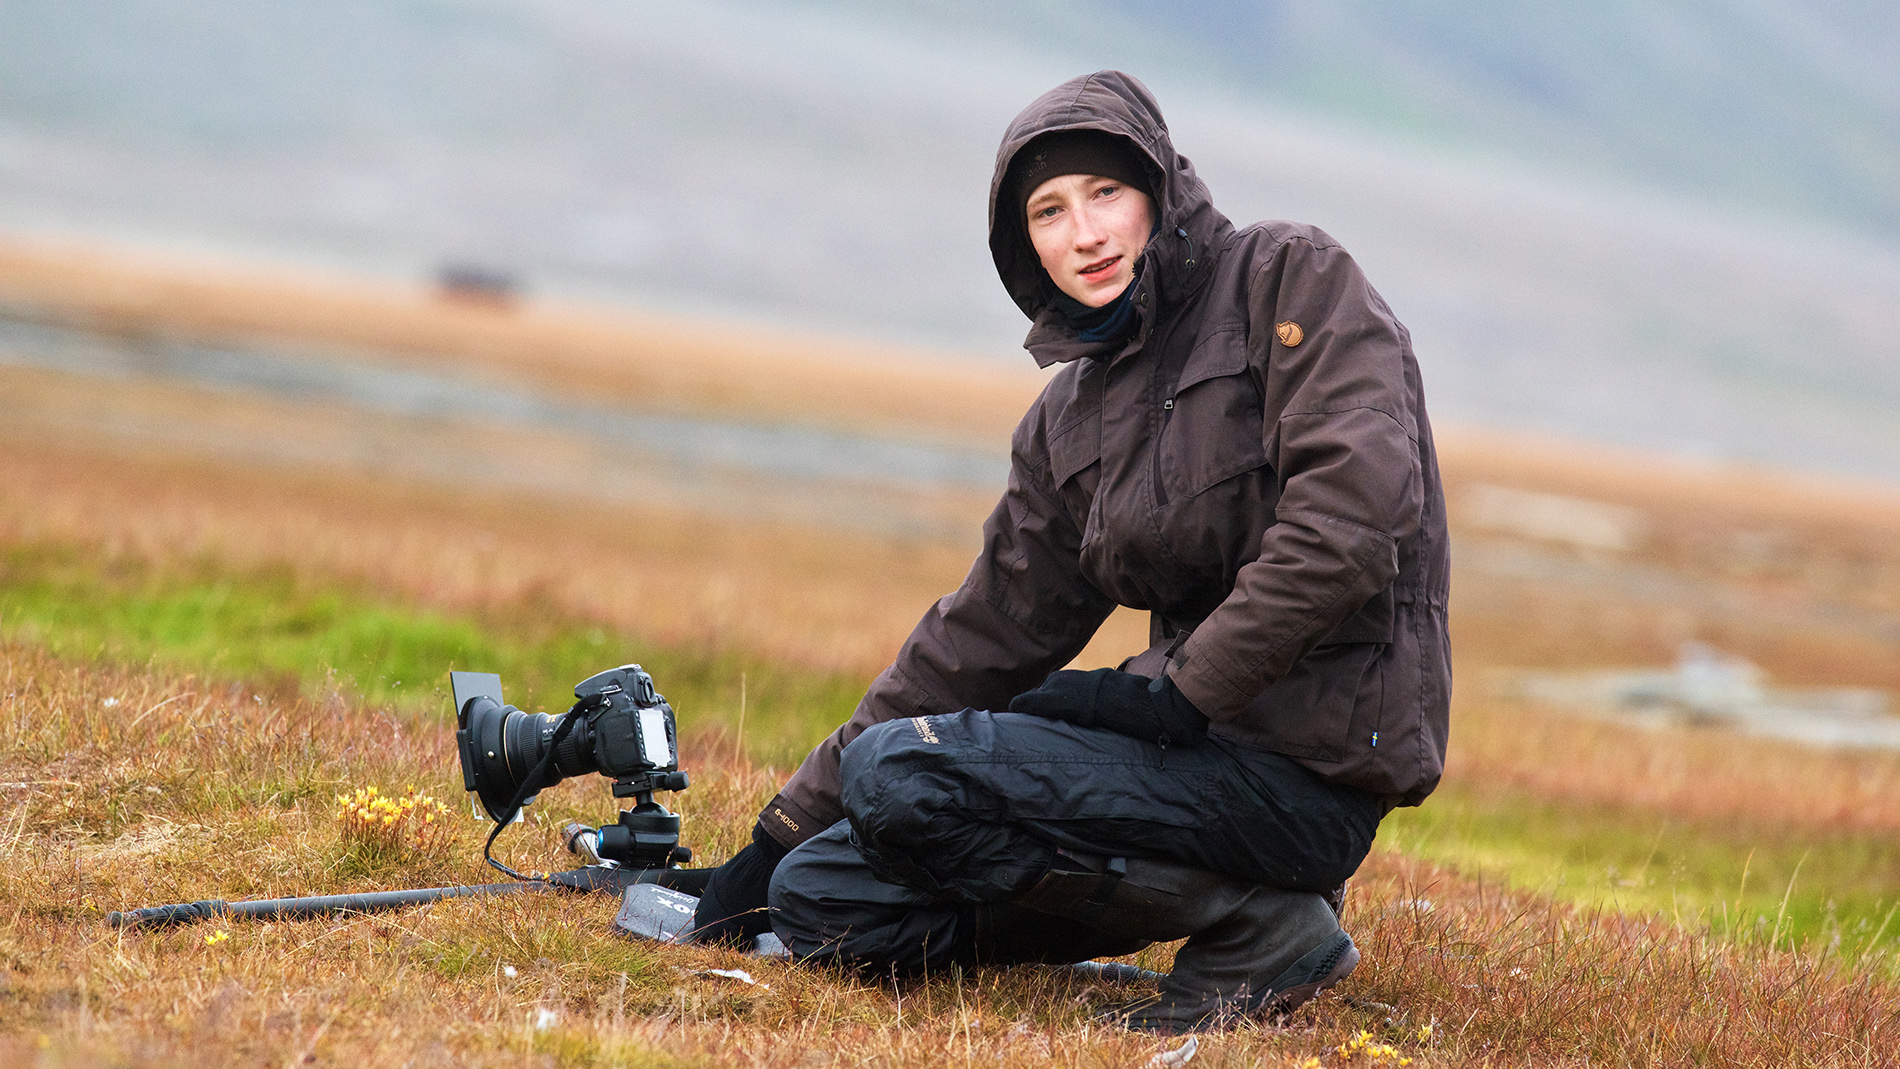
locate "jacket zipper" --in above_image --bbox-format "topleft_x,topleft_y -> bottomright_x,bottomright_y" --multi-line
1152,395 -> 1175,506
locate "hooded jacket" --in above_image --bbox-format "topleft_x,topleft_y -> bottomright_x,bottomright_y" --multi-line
760,71 -> 1451,850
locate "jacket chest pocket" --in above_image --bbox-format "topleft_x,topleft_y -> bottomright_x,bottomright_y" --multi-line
1156,330 -> 1267,503
1048,409 -> 1102,526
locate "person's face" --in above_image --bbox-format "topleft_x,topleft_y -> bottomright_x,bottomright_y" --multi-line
1025,173 -> 1155,308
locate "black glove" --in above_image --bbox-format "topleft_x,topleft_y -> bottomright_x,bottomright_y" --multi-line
689,822 -> 791,945
1008,668 -> 1209,748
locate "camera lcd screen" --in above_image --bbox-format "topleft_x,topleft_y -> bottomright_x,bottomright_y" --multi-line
639,707 -> 673,768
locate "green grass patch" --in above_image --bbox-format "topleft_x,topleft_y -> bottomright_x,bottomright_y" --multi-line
0,541 -> 862,767
1383,784 -> 1900,958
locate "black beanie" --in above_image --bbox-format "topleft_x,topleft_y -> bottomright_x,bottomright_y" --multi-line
1008,130 -> 1154,217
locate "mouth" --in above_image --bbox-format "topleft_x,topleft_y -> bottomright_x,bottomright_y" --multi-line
1078,255 -> 1121,280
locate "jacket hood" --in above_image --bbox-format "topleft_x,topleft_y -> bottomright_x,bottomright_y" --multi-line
989,70 -> 1232,364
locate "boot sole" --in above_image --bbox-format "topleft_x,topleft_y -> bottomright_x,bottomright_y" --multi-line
1115,933 -> 1360,1033
1262,934 -> 1359,1018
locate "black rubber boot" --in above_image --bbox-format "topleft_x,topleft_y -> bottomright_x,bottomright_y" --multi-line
1012,852 -> 1357,1033
1121,889 -> 1358,1033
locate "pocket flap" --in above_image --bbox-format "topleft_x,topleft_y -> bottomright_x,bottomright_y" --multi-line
1048,411 -> 1101,487
1159,327 -> 1267,500
1174,327 -> 1250,393
1318,586 -> 1395,645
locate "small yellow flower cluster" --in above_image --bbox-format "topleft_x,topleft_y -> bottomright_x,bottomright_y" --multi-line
336,785 -> 454,859
204,929 -> 230,947
1336,1030 -> 1413,1066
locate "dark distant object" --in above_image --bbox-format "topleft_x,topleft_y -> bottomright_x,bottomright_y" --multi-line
436,262 -> 521,309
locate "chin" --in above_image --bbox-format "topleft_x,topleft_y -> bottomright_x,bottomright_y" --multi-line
1068,276 -> 1129,308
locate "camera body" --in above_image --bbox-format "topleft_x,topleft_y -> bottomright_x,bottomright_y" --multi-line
453,665 -> 691,870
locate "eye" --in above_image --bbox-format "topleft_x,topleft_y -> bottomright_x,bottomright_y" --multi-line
1093,182 -> 1121,199
1032,204 -> 1063,221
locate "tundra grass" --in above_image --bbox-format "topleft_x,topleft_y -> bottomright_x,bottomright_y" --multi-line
5,640 -> 1900,1069
0,541 -> 863,768
8,537 -> 1900,957
1383,786 -> 1900,959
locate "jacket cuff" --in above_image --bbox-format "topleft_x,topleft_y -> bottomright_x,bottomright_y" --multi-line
759,792 -> 830,852
1165,653 -> 1254,723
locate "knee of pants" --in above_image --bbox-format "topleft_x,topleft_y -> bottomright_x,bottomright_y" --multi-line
764,845 -> 827,958
837,718 -> 950,856
837,715 -> 1052,903
838,717 -> 925,813
766,822 -> 961,974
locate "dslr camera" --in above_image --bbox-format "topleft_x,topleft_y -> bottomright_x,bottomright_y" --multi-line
452,664 -> 691,871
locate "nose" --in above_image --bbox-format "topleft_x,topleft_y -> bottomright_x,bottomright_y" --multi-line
1071,203 -> 1108,249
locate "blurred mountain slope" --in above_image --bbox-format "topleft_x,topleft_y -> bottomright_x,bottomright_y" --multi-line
1,0 -> 1898,477
1095,0 -> 1900,241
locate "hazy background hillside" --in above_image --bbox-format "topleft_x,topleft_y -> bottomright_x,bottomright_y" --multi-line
3,0 -> 1899,476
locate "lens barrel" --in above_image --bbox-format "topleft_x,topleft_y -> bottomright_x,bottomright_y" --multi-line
458,697 -> 603,823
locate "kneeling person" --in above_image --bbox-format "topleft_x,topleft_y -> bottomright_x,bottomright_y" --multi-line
694,69 -> 1451,1034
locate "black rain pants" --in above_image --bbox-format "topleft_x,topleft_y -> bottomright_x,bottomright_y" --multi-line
767,710 -> 1386,973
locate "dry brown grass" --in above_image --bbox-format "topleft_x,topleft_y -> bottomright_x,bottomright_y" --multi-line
0,235 -> 1048,447
5,641 -> 1899,1069
1444,689 -> 1900,837
16,232 -> 1900,688
0,432 -> 1153,681
0,437 -> 973,677
8,237 -> 1900,1064
1439,427 -> 1900,690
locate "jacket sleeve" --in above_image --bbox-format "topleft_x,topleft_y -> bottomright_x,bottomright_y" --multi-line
759,403 -> 1117,849
1167,231 -> 1423,720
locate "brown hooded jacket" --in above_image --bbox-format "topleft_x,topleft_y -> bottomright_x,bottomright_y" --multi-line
760,71 -> 1451,850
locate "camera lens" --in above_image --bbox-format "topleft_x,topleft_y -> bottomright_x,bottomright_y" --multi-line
457,696 -> 602,823
455,665 -> 683,829
452,665 -> 691,874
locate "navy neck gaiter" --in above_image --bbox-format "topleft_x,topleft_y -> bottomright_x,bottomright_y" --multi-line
1053,273 -> 1141,344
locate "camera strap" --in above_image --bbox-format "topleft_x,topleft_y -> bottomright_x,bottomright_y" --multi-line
481,703 -> 588,881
